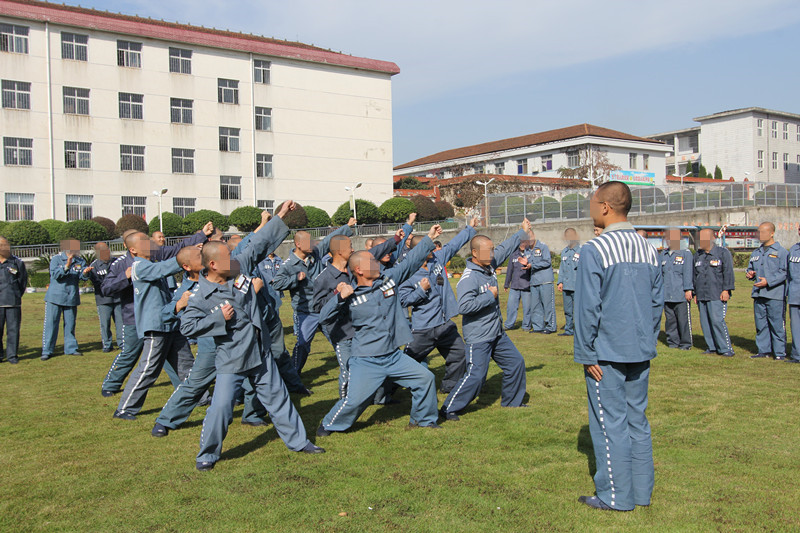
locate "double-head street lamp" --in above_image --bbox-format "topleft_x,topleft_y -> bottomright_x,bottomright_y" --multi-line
345,182 -> 363,224
153,188 -> 168,233
476,178 -> 495,227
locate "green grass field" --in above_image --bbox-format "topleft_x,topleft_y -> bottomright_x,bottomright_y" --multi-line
1,272 -> 799,532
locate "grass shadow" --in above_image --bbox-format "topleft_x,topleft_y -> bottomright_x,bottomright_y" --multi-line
577,424 -> 596,477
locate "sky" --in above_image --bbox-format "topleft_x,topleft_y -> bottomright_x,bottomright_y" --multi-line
60,0 -> 800,166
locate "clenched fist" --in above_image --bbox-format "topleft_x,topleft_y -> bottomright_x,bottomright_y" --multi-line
297,271 -> 306,282
176,290 -> 192,313
221,303 -> 234,321
488,285 -> 498,298
427,224 -> 443,240
252,277 -> 264,294
419,278 -> 431,291
337,282 -> 354,299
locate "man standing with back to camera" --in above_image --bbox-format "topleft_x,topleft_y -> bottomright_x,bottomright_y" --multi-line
574,181 -> 663,511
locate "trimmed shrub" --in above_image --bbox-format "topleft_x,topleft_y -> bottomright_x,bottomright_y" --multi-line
529,197 -> 561,221
149,212 -> 184,237
304,206 -> 332,228
408,195 -> 438,222
6,221 -> 51,246
28,272 -> 49,288
733,252 -> 751,269
55,220 -> 108,242
0,221 -> 9,238
92,216 -> 117,239
39,219 -> 66,243
714,165 -> 723,180
434,200 -> 455,220
275,201 -> 307,229
182,210 -> 229,234
378,197 -> 415,223
116,214 -> 149,236
228,206 -> 263,232
332,199 -> 380,225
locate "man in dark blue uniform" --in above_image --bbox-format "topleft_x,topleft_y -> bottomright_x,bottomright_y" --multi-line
786,226 -> 800,363
88,242 -> 123,353
747,222 -> 788,360
693,229 -> 735,357
574,181 -> 663,512
659,228 -> 694,350
527,233 -> 557,334
503,241 -> 532,332
557,228 -> 581,336
0,236 -> 27,364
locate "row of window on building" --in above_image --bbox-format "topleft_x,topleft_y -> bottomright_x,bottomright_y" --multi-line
756,150 -> 800,172
4,192 -> 275,223
1,80 -> 273,130
456,152 -> 649,177
2,136 -> 274,177
1,23 -> 271,82
756,119 -> 800,141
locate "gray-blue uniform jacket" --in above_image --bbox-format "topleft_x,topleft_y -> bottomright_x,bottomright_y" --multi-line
131,256 -> 183,335
272,225 -> 353,313
45,252 -> 88,307
257,254 -> 283,310
457,229 -> 528,345
558,244 -> 581,291
399,226 -> 476,331
179,216 -> 291,374
574,223 -> 664,365
88,258 -> 121,305
319,236 -> 436,358
788,243 -> 800,306
162,278 -> 215,354
659,248 -> 694,303
503,249 -> 531,291
693,245 -> 735,302
747,242 -> 788,300
311,239 -> 398,345
526,241 -> 554,286
0,255 -> 27,307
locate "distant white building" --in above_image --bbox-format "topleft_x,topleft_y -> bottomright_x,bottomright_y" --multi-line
394,124 -> 670,187
648,107 -> 800,184
0,0 -> 398,223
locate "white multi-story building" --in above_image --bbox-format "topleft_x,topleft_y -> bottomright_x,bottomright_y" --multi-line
0,0 -> 398,223
648,107 -> 800,184
394,124 -> 670,186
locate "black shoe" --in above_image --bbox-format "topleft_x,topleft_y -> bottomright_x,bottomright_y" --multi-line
750,353 -> 770,359
531,330 -> 544,334
578,495 -> 625,511
292,387 -> 313,396
785,357 -> 800,364
409,422 -> 442,429
40,354 -> 51,361
557,332 -> 572,336
774,356 -> 786,361
439,408 -> 460,421
7,357 -> 19,364
242,419 -> 269,427
300,442 -> 326,454
316,424 -> 333,437
151,423 -> 169,437
196,461 -> 215,471
197,397 -> 211,407
701,350 -> 714,355
102,346 -> 112,353
719,351 -> 735,357
113,410 -> 137,421
101,389 -> 117,398
541,330 -> 555,335
67,352 -> 83,357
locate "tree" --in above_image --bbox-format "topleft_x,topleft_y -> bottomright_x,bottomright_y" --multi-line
393,177 -> 431,190
182,210 -> 229,234
332,199 -> 380,225
56,220 -> 108,242
714,165 -> 723,180
698,164 -> 709,179
116,214 -> 149,236
304,206 -> 332,228
434,200 -> 455,219
91,216 -> 117,239
38,219 -> 67,243
148,212 -> 184,237
408,195 -> 439,221
228,206 -> 263,232
275,201 -> 307,229
6,221 -> 51,246
556,147 -> 621,187
378,198 -> 415,223
683,162 -> 695,177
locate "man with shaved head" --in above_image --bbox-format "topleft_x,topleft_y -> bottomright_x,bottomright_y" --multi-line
273,215 -> 356,376
151,231 -> 166,247
87,242 -> 123,352
0,235 -> 27,364
180,201 -> 324,470
785,225 -> 800,363
227,234 -> 243,250
439,218 -> 532,421
574,180 -> 663,511
693,228 -> 735,357
100,222 -> 213,397
746,221 -> 788,360
316,224 -> 444,436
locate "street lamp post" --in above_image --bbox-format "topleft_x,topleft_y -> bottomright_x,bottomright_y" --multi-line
345,182 -> 363,228
677,171 -> 690,211
476,178 -> 495,227
153,188 -> 168,232
744,170 -> 764,204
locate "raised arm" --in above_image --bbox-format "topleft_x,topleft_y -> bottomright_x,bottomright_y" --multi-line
435,222 -> 477,265
131,257 -> 182,282
383,226 -> 441,285
235,214 -> 291,276
153,225 -> 211,261
316,223 -> 354,258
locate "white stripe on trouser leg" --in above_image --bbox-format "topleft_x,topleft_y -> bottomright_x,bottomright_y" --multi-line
41,304 -> 48,349
595,380 -> 615,506
444,344 -> 473,411
687,302 -> 692,345
335,344 -> 345,398
721,302 -> 731,352
119,334 -> 156,412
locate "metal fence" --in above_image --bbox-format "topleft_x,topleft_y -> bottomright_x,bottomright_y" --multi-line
487,181 -> 800,226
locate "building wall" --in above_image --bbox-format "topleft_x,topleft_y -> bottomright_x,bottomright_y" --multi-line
0,16 -> 394,222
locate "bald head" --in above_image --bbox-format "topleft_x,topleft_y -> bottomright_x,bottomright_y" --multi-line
348,250 -> 371,272
151,231 -> 166,247
124,231 -> 145,250
94,241 -> 111,261
201,241 -> 228,269
330,234 -> 352,258
470,235 -> 495,267
227,234 -> 243,251
410,235 -> 425,248
757,221 -> 775,244
372,237 -> 387,246
177,246 -> 202,275
595,181 -> 632,215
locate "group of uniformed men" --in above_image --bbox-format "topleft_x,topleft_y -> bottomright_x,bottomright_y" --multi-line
1,186 -> 798,506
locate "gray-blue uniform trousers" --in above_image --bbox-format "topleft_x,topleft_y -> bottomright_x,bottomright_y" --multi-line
787,243 -> 800,360
42,252 -> 88,356
747,242 -> 788,357
88,259 -> 123,351
399,225 -> 475,393
441,229 -> 529,416
180,256 -> 311,462
503,249 -> 532,331
574,223 -> 663,511
115,257 -> 195,416
272,224 -> 353,374
693,245 -> 735,355
318,236 -> 440,432
100,233 -> 205,393
559,244 -> 581,335
659,248 -> 694,349
527,241 -> 557,333
311,239 -> 397,399
0,255 -> 27,362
